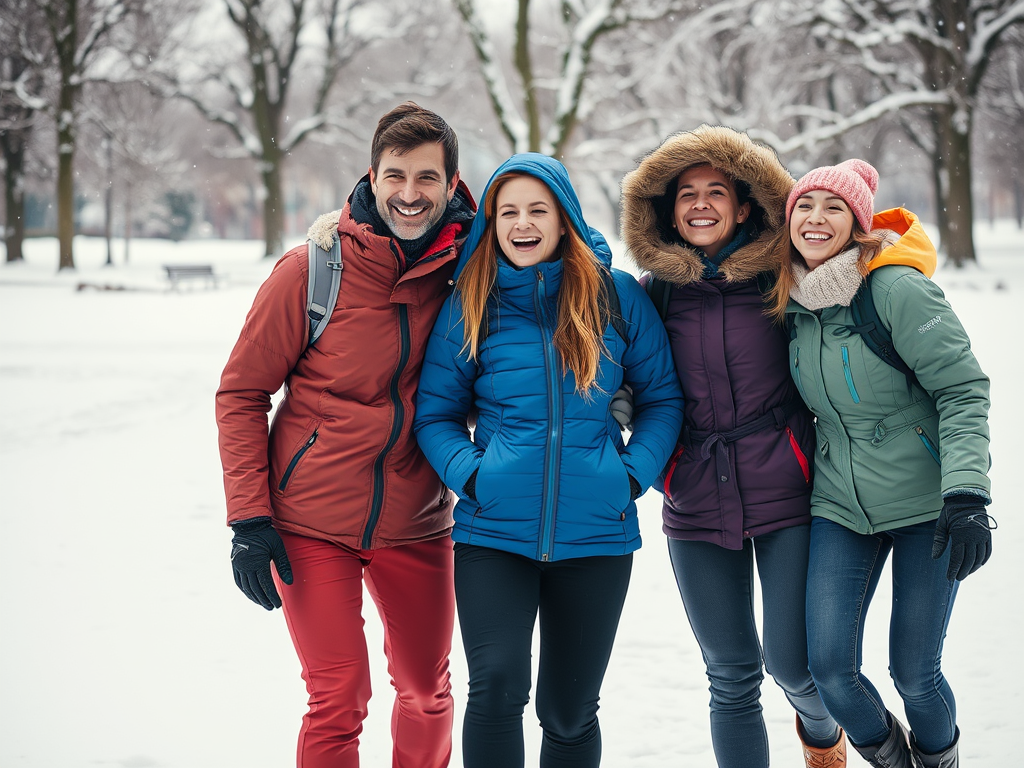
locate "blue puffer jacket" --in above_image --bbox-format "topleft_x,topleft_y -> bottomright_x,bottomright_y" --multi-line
414,154 -> 685,561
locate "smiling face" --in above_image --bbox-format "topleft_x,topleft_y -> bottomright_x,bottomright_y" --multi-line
789,190 -> 856,270
493,175 -> 566,268
369,142 -> 460,240
672,165 -> 750,259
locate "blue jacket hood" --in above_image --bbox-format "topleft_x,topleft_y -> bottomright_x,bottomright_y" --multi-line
454,153 -> 612,280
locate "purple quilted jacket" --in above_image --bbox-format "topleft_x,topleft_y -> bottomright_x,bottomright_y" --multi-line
621,126 -> 814,549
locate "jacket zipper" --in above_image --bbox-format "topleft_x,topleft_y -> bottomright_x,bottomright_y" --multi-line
278,430 -> 318,491
915,426 -> 941,464
363,252 -> 413,549
841,345 -> 861,403
536,271 -> 562,562
791,347 -> 808,401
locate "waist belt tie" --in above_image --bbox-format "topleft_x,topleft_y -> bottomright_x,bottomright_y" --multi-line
683,399 -> 801,485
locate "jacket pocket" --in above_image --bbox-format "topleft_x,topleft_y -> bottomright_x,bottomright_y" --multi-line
278,428 -> 319,491
785,427 -> 811,484
915,426 -> 941,464
841,345 -> 861,404
663,444 -> 685,496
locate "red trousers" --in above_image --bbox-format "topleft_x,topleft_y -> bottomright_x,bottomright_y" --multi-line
274,532 -> 455,768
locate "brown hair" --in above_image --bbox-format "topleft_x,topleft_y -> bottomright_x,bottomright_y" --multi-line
370,102 -> 459,182
456,172 -> 611,396
765,223 -> 891,322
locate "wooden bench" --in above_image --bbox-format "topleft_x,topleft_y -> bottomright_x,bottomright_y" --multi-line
163,264 -> 221,290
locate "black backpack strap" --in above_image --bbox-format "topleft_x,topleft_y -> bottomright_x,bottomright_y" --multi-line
600,267 -> 629,344
849,272 -> 918,390
645,275 -> 672,322
306,236 -> 343,348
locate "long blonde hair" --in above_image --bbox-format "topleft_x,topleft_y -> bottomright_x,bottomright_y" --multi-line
765,222 -> 890,322
456,172 -> 611,395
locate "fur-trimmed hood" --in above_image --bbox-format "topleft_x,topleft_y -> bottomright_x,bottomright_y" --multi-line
621,125 -> 793,286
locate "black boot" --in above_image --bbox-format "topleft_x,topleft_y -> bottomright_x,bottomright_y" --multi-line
852,714 -> 922,768
911,728 -> 959,768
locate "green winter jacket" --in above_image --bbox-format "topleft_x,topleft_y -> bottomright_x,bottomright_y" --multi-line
786,209 -> 990,534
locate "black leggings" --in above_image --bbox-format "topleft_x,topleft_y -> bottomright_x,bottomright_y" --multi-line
454,543 -> 633,768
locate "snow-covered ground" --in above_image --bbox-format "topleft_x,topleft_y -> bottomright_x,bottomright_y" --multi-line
1,224 -> 1021,767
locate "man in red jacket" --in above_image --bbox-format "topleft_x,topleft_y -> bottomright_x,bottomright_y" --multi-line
216,102 -> 476,768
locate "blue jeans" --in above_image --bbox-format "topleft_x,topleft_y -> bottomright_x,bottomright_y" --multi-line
806,517 -> 959,754
455,543 -> 633,768
668,525 -> 837,768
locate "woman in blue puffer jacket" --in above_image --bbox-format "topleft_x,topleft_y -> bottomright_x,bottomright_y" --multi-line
414,153 -> 684,768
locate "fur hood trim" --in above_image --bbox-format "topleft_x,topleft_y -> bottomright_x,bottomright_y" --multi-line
621,125 -> 794,286
307,209 -> 343,251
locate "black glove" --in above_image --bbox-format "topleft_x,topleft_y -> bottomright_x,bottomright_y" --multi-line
931,494 -> 996,581
463,469 -> 479,501
230,517 -> 294,610
628,474 -> 642,501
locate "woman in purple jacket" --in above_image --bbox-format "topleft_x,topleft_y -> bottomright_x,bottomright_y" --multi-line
620,125 -> 844,768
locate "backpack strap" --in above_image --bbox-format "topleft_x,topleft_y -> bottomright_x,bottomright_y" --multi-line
849,271 -> 918,390
306,236 -> 343,349
600,267 -> 629,344
645,275 -> 672,321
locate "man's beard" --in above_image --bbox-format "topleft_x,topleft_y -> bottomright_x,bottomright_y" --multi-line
376,193 -> 448,241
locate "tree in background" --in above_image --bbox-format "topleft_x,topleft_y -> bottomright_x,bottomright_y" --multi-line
159,0 -> 382,258
38,0 -> 136,270
778,0 -> 1024,266
1,1 -> 50,262
453,0 -> 689,158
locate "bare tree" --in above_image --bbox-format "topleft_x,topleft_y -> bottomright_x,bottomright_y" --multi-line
758,0 -> 1024,266
1,1 -> 51,262
452,0 -> 689,158
36,0 -> 135,270
157,0 -> 385,258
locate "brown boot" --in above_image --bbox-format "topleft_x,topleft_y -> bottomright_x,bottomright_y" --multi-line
797,715 -> 847,768
852,713 -> 922,768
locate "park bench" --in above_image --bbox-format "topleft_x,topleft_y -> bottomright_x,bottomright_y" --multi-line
163,264 -> 222,290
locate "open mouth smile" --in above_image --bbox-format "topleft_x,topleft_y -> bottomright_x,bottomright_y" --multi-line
392,203 -> 429,219
685,218 -> 719,228
511,236 -> 542,250
801,232 -> 833,243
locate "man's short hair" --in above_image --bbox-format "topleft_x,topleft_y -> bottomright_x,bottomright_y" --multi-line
370,102 -> 459,183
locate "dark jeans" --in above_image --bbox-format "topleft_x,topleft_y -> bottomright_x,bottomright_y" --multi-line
668,525 -> 837,768
454,543 -> 633,768
806,517 -> 959,754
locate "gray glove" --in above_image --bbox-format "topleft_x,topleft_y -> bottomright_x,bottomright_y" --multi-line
610,385 -> 634,431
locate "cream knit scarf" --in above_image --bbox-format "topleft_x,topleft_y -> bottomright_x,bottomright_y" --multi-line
789,245 -> 864,310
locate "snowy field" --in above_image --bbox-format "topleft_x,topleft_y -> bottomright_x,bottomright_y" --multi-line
1,224 -> 1022,767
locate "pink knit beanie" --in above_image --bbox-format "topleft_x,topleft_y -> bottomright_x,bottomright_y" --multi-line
786,159 -> 879,233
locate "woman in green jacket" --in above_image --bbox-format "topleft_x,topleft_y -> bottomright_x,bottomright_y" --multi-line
766,159 -> 994,768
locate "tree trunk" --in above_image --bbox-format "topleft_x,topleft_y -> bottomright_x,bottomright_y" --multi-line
56,114 -> 76,270
1014,177 -> 1023,229
123,177 -> 131,264
104,134 -> 113,266
938,105 -> 976,267
261,147 -> 284,258
2,129 -> 27,262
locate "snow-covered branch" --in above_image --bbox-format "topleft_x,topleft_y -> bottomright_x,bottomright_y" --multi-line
453,0 -> 528,151
968,1 -> 1024,70
749,89 -> 951,154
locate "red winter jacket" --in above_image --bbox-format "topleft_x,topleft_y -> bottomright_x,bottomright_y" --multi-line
216,181 -> 474,550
